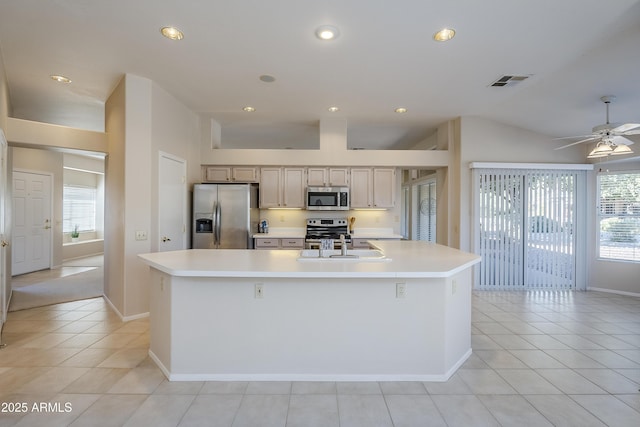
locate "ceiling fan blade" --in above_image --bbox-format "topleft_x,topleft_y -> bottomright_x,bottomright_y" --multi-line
554,136 -> 598,150
612,123 -> 640,133
621,129 -> 640,136
552,134 -> 594,140
611,135 -> 635,145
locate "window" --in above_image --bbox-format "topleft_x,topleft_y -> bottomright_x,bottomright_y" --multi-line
63,185 -> 97,233
597,172 -> 640,262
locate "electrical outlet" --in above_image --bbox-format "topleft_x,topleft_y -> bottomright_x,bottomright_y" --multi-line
255,283 -> 264,299
452,279 -> 457,295
396,283 -> 406,298
135,230 -> 147,241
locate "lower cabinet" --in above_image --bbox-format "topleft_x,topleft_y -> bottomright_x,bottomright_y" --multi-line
254,238 -> 304,250
351,238 -> 401,249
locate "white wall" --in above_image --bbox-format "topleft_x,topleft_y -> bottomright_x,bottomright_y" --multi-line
0,50 -> 9,131
456,116 -> 585,252
588,159 -> 640,295
105,74 -> 201,319
104,77 -> 126,315
150,81 -> 201,251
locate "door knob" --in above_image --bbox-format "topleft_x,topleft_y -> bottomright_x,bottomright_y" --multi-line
162,237 -> 171,242
1,240 -> 8,247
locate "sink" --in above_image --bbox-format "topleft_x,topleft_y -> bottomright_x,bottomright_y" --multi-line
297,249 -> 390,262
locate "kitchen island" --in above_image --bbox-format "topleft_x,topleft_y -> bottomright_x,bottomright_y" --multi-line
138,241 -> 480,382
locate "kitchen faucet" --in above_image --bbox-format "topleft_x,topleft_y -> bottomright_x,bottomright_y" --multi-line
340,234 -> 347,256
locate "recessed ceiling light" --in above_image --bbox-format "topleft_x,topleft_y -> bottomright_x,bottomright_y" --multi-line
50,75 -> 71,83
259,75 -> 276,83
243,106 -> 256,112
315,25 -> 340,40
433,28 -> 455,42
328,106 -> 340,113
394,107 -> 408,114
160,26 -> 184,40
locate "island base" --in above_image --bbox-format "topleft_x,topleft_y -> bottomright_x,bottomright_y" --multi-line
149,270 -> 472,382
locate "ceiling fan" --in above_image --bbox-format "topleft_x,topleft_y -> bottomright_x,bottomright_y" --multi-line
555,96 -> 640,158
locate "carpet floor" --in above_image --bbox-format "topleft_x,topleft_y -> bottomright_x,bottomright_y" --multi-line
8,256 -> 103,311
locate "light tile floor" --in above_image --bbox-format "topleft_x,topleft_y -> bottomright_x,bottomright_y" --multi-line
0,291 -> 639,426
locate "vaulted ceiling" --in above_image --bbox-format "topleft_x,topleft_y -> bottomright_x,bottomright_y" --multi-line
1,0 -> 640,150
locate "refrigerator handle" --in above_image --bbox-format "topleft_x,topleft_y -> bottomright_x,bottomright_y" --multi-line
212,201 -> 218,247
215,202 -> 221,247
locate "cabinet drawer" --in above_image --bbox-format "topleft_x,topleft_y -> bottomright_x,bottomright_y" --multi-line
254,238 -> 279,248
351,238 -> 371,249
281,238 -> 304,248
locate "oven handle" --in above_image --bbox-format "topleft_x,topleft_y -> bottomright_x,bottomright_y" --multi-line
305,241 -> 348,249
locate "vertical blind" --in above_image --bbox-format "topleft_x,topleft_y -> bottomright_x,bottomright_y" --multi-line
417,181 -> 437,242
475,169 -> 577,290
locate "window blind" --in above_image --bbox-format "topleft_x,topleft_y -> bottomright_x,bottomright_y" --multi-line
63,185 -> 97,233
597,172 -> 640,262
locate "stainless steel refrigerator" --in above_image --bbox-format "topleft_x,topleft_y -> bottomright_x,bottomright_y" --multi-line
192,183 -> 259,249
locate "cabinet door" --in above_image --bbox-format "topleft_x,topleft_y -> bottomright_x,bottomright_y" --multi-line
350,168 -> 372,208
373,168 -> 395,208
232,167 -> 258,182
307,168 -> 327,186
205,167 -> 231,182
259,168 -> 282,208
283,167 -> 306,208
329,168 -> 349,186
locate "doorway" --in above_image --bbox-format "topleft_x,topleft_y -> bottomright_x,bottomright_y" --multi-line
473,167 -> 585,290
9,149 -> 105,311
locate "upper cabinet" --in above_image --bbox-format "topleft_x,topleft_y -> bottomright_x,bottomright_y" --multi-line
307,167 -> 349,187
372,168 -> 395,208
350,167 -> 395,208
204,166 -> 259,183
203,165 -> 396,209
260,167 -> 306,208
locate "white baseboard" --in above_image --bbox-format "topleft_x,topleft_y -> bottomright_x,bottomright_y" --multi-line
588,287 -> 640,298
102,294 -> 149,322
148,348 -> 473,383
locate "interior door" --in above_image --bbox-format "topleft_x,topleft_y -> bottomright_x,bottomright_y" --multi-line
12,170 -> 52,276
158,152 -> 187,252
0,130 -> 8,331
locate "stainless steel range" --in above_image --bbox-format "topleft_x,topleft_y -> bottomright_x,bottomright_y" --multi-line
305,218 -> 351,249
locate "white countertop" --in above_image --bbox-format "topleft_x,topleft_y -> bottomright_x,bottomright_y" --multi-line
138,240 -> 480,279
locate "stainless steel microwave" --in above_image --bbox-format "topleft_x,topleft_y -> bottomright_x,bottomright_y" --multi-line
306,186 -> 349,211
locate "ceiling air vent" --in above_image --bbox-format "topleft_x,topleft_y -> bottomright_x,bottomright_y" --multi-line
490,75 -> 531,87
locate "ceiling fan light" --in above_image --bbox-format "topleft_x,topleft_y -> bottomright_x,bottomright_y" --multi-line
587,150 -> 610,159
611,144 -> 633,155
587,142 -> 613,158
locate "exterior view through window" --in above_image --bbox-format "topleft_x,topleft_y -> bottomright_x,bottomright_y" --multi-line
597,172 -> 640,262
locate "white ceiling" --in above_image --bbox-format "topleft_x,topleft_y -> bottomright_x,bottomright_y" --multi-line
1,0 -> 640,150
